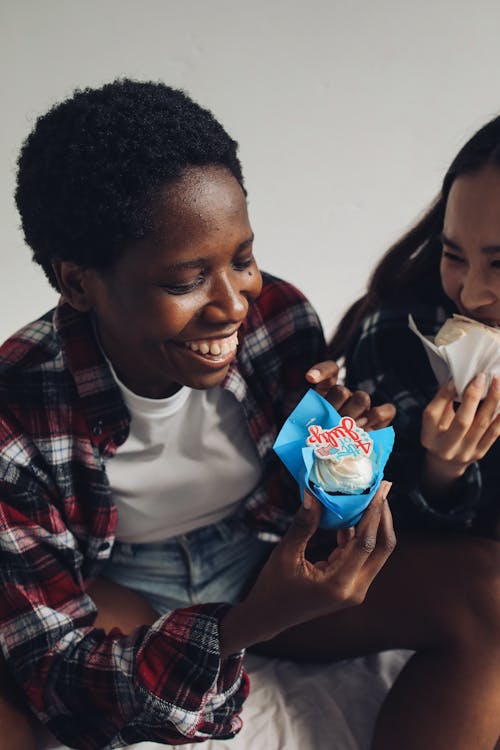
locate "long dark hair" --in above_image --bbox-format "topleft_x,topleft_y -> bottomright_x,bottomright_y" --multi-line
329,113 -> 500,360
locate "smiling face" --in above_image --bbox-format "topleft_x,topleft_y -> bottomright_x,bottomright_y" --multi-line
440,164 -> 500,326
57,166 -> 262,397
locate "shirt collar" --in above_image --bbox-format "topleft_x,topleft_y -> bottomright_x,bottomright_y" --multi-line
53,298 -> 130,449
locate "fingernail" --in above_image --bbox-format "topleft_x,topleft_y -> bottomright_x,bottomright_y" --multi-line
472,372 -> 486,389
382,480 -> 392,498
357,417 -> 368,427
303,492 -> 312,510
307,369 -> 320,381
493,375 -> 500,393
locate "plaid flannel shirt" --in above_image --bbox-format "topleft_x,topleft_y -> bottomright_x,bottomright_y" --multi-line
343,293 -> 499,535
0,272 -> 326,749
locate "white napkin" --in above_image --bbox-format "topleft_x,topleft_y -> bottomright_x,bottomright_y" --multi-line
408,314 -> 500,400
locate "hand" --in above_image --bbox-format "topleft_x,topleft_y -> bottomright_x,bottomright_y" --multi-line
220,481 -> 395,657
421,373 -> 500,493
306,361 -> 396,431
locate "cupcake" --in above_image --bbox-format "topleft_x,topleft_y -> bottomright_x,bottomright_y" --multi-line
435,314 -> 500,347
273,389 -> 394,529
307,418 -> 375,495
409,313 -> 500,401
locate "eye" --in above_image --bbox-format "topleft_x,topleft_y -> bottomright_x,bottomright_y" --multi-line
441,249 -> 465,264
491,259 -> 500,269
161,275 -> 205,295
232,255 -> 254,272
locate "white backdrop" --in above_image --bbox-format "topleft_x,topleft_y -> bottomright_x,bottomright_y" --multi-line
2,0 -> 500,344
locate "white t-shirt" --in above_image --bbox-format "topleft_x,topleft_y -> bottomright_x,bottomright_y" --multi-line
105,367 -> 263,543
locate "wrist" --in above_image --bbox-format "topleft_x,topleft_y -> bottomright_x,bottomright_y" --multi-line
219,595 -> 284,660
219,602 -> 270,660
422,451 -> 467,494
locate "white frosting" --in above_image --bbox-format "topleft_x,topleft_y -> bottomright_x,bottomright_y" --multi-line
311,453 -> 374,494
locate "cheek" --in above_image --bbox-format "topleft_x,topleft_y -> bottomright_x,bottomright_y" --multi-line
247,266 -> 263,298
440,260 -> 460,301
139,296 -> 197,339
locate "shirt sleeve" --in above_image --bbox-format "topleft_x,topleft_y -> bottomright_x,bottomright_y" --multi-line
0,475 -> 248,749
343,308 -> 483,532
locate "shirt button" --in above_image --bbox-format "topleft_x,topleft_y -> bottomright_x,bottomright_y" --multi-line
92,420 -> 104,436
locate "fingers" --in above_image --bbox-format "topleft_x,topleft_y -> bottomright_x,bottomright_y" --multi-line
358,402 -> 396,430
280,489 -> 322,558
306,361 -> 340,397
472,386 -> 500,455
332,391 -> 394,431
326,481 -> 392,582
336,525 -> 355,549
339,389 -> 371,419
422,380 -> 457,435
354,480 -> 391,539
322,384 -> 354,412
445,373 -> 486,444
307,371 -> 392,433
360,489 -> 396,581
324,387 -> 371,419
421,380 -> 457,451
465,375 -> 500,452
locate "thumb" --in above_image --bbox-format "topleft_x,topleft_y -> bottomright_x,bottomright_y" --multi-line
282,489 -> 322,554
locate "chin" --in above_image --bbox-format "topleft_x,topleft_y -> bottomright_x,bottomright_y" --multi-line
187,369 -> 230,391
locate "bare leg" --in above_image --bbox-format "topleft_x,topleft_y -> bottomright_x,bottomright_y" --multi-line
0,657 -> 37,750
87,576 -> 159,633
253,532 -> 500,750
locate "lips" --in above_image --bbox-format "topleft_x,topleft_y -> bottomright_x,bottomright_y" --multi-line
183,330 -> 239,358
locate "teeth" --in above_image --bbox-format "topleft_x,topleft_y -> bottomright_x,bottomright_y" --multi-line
185,331 -> 238,357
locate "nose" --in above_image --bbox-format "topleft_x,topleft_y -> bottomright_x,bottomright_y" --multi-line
203,271 -> 249,323
460,267 -> 497,312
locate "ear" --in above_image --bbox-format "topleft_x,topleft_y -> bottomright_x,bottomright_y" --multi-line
51,260 -> 96,312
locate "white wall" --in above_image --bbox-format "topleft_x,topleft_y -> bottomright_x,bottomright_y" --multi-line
2,0 -> 500,344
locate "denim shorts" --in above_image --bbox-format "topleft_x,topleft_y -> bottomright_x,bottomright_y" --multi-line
102,519 -> 273,615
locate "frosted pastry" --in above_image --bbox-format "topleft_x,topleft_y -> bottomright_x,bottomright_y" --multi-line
306,417 -> 375,495
310,452 -> 374,494
435,314 -> 500,347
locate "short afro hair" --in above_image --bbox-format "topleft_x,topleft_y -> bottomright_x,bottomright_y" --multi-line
15,78 -> 245,290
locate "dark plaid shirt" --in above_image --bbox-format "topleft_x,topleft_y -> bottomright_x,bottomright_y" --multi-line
343,294 -> 499,536
0,272 -> 325,749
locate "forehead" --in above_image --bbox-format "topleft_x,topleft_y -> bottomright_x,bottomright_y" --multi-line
113,165 -> 252,277
154,166 -> 249,244
444,165 -> 500,242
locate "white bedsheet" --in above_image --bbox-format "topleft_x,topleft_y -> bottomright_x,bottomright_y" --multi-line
46,650 -> 411,750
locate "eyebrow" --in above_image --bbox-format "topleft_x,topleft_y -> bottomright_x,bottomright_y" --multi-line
163,234 -> 254,272
440,232 -> 500,255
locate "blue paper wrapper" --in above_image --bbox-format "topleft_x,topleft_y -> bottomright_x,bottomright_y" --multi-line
273,389 -> 395,529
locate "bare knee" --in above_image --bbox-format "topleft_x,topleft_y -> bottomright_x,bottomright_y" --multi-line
426,536 -> 500,653
374,533 -> 500,652
0,693 -> 37,750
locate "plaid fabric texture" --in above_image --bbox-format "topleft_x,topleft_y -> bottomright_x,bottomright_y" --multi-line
0,272 -> 326,749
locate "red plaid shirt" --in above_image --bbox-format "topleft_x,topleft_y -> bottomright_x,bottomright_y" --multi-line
0,272 -> 325,749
